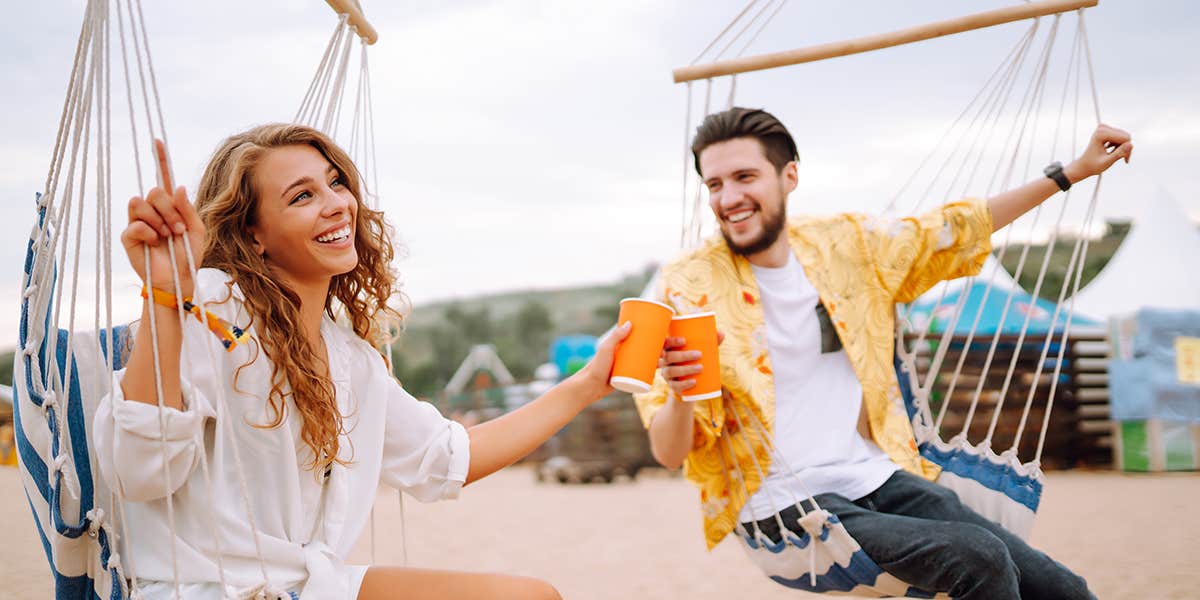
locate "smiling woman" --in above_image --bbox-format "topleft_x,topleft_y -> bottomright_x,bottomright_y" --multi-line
92,122 -> 637,600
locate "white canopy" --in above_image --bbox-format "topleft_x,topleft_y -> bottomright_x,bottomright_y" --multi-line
444,344 -> 515,395
1069,188 -> 1200,319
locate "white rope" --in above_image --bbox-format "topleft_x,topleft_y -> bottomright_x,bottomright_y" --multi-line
43,2 -> 101,520
112,0 -> 145,192
178,231 -> 277,592
684,80 -> 714,247
987,20 -> 1085,447
1033,8 -> 1102,461
397,490 -> 409,565
984,17 -> 1062,199
303,16 -> 349,127
320,20 -> 357,134
886,22 -> 1037,214
714,0 -> 782,62
132,0 -> 169,148
952,16 -> 1056,205
729,398 -> 824,513
971,17 -> 1072,445
141,254 -> 184,600
346,44 -> 367,165
159,233 -> 234,595
1035,183 -> 1097,461
42,8 -> 91,204
895,23 -> 1043,370
115,2 -> 186,595
121,0 -> 160,144
718,431 -> 790,540
363,43 -> 381,207
679,82 -> 693,248
904,19 -> 1040,217
690,0 -> 761,66
297,15 -> 346,123
897,22 -> 1041,377
324,25 -> 358,136
735,0 -> 789,58
942,19 -> 1060,440
100,8 -> 138,590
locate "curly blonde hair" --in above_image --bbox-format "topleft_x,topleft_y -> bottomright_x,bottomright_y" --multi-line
195,123 -> 402,477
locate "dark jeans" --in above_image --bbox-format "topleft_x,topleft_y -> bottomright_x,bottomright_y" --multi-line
742,470 -> 1093,600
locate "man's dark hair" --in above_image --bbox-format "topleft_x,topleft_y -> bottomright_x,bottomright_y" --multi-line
691,107 -> 798,176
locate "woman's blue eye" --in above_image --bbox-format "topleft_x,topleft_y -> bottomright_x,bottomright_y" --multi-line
331,176 -> 344,187
290,191 -> 311,205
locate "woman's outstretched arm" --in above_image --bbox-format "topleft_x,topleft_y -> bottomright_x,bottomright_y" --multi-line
463,322 -> 630,484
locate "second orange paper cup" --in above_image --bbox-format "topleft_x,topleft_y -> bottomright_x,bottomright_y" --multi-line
610,298 -> 675,394
668,312 -> 722,402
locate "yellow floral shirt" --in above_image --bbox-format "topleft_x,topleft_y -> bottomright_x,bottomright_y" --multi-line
634,200 -> 993,549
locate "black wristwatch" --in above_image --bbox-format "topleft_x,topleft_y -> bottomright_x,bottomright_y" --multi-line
1044,161 -> 1071,192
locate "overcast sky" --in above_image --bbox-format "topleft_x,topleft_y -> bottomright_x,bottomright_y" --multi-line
3,1 -> 1197,345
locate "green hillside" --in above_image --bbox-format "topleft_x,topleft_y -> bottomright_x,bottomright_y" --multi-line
389,266 -> 655,396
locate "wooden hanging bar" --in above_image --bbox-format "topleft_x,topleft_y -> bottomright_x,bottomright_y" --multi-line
326,0 -> 378,45
672,0 -> 1097,83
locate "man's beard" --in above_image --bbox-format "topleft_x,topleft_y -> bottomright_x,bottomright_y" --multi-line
722,204 -> 786,257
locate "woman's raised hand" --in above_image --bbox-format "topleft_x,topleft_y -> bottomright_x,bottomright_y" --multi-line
121,185 -> 205,298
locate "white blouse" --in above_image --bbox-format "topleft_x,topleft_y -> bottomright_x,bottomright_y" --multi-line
93,268 -> 470,599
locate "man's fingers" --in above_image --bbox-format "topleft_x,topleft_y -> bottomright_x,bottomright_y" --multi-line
1098,124 -> 1131,146
1102,141 -> 1133,169
663,364 -> 703,380
663,336 -> 687,350
668,379 -> 698,394
663,350 -> 701,365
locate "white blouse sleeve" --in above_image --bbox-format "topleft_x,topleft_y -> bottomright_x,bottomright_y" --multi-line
377,364 -> 471,502
93,270 -> 233,503
93,365 -> 215,502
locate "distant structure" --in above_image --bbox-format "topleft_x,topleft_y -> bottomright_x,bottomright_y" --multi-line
1070,188 -> 1200,318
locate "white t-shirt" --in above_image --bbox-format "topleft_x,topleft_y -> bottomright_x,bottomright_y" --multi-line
94,269 -> 470,599
738,253 -> 898,522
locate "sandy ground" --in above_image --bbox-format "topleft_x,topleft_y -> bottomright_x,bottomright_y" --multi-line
2,465 -> 1197,599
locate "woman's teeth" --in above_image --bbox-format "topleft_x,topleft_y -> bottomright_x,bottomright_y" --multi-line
317,225 -> 351,243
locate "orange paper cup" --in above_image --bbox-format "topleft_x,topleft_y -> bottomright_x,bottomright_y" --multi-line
668,312 -> 721,402
610,298 -> 675,394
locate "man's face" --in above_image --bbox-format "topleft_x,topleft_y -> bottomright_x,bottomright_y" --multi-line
699,137 -> 797,257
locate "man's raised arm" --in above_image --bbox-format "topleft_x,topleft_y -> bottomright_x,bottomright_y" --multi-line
987,124 -> 1132,232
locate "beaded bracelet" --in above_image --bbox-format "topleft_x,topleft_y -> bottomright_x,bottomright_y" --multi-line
141,286 -> 246,351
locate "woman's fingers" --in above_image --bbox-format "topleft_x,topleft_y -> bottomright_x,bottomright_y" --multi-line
174,186 -> 205,235
121,221 -> 160,248
128,195 -> 169,238
147,186 -> 186,235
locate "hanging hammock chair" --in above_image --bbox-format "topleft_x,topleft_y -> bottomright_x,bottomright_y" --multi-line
669,0 -> 1105,595
14,1 -> 392,598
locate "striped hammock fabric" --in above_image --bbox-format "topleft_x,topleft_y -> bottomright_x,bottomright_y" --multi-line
16,197 -> 130,599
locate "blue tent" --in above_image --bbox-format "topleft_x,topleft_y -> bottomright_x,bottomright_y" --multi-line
909,280 -> 1097,336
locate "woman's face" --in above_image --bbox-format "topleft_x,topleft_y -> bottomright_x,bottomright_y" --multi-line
249,144 -> 359,288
